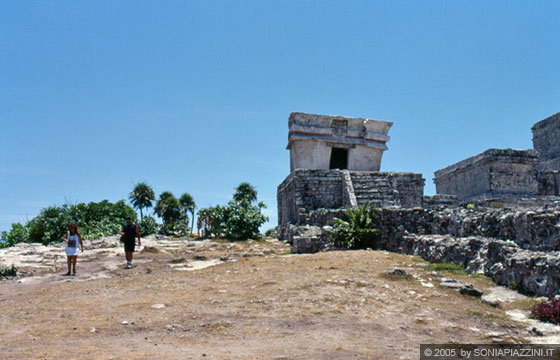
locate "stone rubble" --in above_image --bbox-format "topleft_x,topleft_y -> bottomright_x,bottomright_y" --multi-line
279,205 -> 560,297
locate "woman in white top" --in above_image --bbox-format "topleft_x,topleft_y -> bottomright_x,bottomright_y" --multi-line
63,223 -> 83,276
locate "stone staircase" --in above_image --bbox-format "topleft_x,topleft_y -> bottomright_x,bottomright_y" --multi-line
350,173 -> 401,208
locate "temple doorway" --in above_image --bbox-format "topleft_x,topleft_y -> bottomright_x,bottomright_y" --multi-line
329,148 -> 348,169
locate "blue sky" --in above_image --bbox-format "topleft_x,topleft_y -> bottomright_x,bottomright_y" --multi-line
1,0 -> 559,233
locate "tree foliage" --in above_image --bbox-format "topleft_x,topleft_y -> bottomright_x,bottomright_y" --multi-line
331,202 -> 380,250
129,182 -> 155,221
154,191 -> 194,235
0,223 -> 28,248
198,182 -> 268,241
1,200 -> 137,246
138,216 -> 159,237
179,193 -> 196,234
233,182 -> 257,203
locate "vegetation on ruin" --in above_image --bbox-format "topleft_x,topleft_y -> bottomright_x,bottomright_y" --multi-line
424,262 -> 467,275
198,183 -> 268,241
424,262 -> 493,283
531,297 -> 560,325
331,202 -> 380,250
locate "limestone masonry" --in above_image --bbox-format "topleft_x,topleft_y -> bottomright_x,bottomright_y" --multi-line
532,112 -> 560,171
276,111 -> 560,297
434,149 -> 539,201
277,169 -> 424,225
434,112 -> 560,201
278,112 -> 424,227
287,112 -> 392,172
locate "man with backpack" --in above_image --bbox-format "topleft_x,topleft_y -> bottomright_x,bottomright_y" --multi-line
121,217 -> 141,269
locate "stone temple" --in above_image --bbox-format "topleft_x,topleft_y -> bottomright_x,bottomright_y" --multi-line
287,112 -> 392,172
433,112 -> 560,203
278,112 -> 424,227
276,111 -> 560,298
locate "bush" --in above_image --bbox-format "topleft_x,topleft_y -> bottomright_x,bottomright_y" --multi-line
531,297 -> 560,324
138,216 -> 159,236
331,203 -> 380,250
0,264 -> 18,278
3,200 -> 137,246
1,223 -> 29,248
198,200 -> 268,241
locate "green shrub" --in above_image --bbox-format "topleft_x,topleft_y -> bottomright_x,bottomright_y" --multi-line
264,228 -> 276,237
0,264 -> 18,278
198,200 -> 268,241
1,223 -> 29,248
331,203 -> 380,250
3,200 -> 137,246
138,216 -> 159,236
154,192 -> 193,236
197,182 -> 268,241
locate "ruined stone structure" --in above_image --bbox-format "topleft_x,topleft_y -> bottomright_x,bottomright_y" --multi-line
532,113 -> 560,196
433,112 -> 560,203
276,110 -> 560,297
532,112 -> 560,171
277,112 -> 425,229
277,169 -> 424,225
433,149 -> 539,201
287,112 -> 392,172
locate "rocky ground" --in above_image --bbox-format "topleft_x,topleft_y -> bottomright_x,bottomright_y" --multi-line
1,235 -> 559,359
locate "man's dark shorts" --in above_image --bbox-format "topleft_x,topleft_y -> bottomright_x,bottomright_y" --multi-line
124,240 -> 135,253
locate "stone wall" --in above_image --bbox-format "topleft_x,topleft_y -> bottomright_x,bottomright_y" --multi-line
532,112 -> 560,171
277,169 -> 425,225
539,170 -> 560,196
423,194 -> 459,208
287,112 -> 392,172
378,207 -> 560,252
392,234 -> 560,297
434,148 -> 539,200
277,170 -> 344,225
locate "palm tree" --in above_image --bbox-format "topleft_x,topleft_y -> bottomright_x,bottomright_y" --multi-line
129,182 -> 155,222
233,182 -> 257,203
154,191 -> 182,231
154,191 -> 174,219
179,193 -> 196,235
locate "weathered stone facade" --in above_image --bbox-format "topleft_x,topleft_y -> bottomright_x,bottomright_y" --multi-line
287,112 -> 392,172
433,112 -> 560,201
539,171 -> 560,196
277,169 -> 424,226
393,234 -> 560,297
532,112 -> 560,171
276,110 -> 560,297
377,206 -> 560,252
433,149 -> 539,201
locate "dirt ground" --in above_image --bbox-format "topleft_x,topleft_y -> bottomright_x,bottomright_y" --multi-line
0,236 -> 557,359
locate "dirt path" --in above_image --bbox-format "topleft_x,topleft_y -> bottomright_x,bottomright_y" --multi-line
0,236 -> 558,359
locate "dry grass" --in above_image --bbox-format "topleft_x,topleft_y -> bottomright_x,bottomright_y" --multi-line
0,239 -> 532,359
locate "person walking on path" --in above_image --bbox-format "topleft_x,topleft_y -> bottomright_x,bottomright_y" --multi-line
121,217 -> 141,269
63,223 -> 83,276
